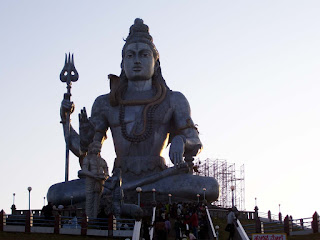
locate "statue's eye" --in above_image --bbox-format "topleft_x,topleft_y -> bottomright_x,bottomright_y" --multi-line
126,53 -> 133,58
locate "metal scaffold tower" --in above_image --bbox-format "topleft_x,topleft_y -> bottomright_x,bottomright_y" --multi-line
194,158 -> 245,210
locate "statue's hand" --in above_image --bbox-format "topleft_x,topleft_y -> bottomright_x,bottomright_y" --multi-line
79,107 -> 89,124
60,95 -> 75,121
169,135 -> 185,166
79,107 -> 94,152
97,174 -> 108,181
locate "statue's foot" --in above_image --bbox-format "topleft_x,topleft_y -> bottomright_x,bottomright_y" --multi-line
47,173 -> 219,207
125,174 -> 219,203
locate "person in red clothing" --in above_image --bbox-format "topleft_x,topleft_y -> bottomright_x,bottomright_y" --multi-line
190,209 -> 199,239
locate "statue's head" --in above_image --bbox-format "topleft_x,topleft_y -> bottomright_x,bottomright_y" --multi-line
88,141 -> 102,155
120,18 -> 164,83
121,18 -> 159,71
110,19 -> 169,107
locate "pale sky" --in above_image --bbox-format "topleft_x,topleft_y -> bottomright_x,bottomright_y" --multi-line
1,1 -> 320,220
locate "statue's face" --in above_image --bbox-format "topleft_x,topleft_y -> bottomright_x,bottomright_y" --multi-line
123,43 -> 155,81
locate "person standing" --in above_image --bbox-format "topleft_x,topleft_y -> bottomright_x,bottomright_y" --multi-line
225,208 -> 236,240
190,209 -> 199,239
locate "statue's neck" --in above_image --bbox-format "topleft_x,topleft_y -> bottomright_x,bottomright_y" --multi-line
127,79 -> 152,92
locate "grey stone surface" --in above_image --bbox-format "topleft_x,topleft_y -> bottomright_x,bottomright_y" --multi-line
49,18 -> 219,209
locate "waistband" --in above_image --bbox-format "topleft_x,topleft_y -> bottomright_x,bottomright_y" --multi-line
114,156 -> 167,175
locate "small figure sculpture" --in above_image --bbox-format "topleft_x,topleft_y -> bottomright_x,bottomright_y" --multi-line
50,18 -> 219,207
104,168 -> 124,218
78,141 -> 109,218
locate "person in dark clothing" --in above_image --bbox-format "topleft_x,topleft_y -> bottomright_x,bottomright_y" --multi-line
155,216 -> 167,240
225,208 -> 236,240
190,209 -> 199,239
174,217 -> 182,240
42,202 -> 53,219
42,202 -> 54,226
142,217 -> 152,240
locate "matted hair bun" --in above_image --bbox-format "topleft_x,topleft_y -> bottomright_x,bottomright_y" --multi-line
123,18 -> 159,60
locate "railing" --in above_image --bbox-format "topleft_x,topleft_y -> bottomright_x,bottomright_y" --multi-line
242,222 -> 256,237
132,220 -> 141,240
291,217 -> 312,231
12,208 -> 84,218
60,216 -> 80,229
208,207 -> 255,220
259,211 -> 279,221
242,216 -> 314,238
115,218 -> 135,230
263,220 -> 283,233
0,210 -> 135,238
149,206 -> 156,239
6,214 -> 27,226
235,219 -> 250,240
205,206 -> 217,239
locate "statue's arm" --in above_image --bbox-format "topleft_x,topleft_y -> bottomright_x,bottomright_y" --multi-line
78,157 -> 94,178
170,91 -> 202,163
60,98 -> 81,157
88,95 -> 110,152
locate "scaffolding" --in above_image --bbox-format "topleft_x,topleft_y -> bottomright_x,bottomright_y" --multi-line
194,158 -> 245,210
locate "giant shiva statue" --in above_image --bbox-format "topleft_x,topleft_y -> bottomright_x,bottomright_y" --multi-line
48,19 -> 219,210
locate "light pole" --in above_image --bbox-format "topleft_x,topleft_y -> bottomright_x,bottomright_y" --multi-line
136,187 -> 142,207
152,189 -> 156,202
27,187 -> 32,212
231,185 -> 235,207
254,197 -> 259,219
215,225 -> 220,240
278,203 -> 282,222
11,193 -> 17,215
43,197 -> 46,206
203,188 -> 206,201
168,194 -> 172,204
197,194 -> 200,203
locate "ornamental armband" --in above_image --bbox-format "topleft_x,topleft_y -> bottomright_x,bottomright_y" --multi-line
177,118 -> 199,134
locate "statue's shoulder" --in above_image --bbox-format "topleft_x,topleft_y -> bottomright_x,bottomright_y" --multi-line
169,90 -> 189,106
93,93 -> 111,106
92,94 -> 112,112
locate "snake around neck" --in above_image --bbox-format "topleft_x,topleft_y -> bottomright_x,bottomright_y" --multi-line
117,80 -> 167,143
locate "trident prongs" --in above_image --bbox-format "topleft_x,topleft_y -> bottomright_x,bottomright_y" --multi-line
60,53 -> 79,87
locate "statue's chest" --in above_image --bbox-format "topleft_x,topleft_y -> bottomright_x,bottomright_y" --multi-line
107,96 -> 172,127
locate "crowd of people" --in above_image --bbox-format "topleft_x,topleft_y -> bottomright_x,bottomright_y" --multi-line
142,202 -> 210,240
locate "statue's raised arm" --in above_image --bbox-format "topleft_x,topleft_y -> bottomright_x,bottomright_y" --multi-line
60,98 -> 95,164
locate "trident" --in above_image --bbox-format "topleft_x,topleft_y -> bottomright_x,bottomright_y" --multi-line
60,53 -> 79,182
